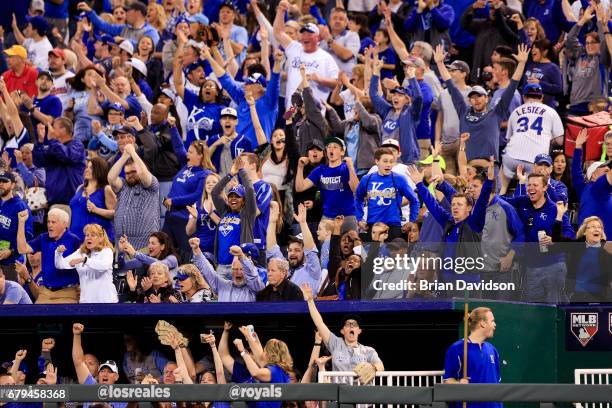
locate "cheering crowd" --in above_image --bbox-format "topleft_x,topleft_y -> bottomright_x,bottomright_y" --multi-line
0,0 -> 610,306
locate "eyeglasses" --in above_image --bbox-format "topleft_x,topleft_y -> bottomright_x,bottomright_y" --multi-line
344,321 -> 359,328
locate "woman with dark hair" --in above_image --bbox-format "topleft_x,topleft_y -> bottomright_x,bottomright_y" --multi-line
156,89 -> 185,137
551,150 -> 577,205
134,36 -> 164,101
163,122 -> 216,261
66,65 -> 105,143
69,157 -> 117,242
523,39 -> 562,107
118,231 -> 179,278
173,53 -> 224,146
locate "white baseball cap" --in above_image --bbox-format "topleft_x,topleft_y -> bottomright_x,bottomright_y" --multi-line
119,40 -> 134,55
220,107 -> 238,118
586,161 -> 607,180
128,58 -> 147,76
381,138 -> 400,151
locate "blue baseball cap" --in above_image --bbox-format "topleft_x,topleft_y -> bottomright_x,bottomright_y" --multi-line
240,243 -> 259,260
245,72 -> 267,88
186,13 -> 209,25
523,83 -> 543,97
96,34 -> 116,45
185,60 -> 204,74
534,153 -> 552,166
107,103 -> 125,114
390,86 -> 410,96
228,185 -> 246,198
174,271 -> 190,281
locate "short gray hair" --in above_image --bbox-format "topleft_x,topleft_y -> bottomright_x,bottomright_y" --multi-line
48,208 -> 70,225
411,41 -> 433,64
269,258 -> 289,274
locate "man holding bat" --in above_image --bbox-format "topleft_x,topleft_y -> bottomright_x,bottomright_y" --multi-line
443,307 -> 501,408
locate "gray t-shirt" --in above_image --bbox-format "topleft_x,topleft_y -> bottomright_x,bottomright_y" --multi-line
326,333 -> 382,371
439,86 -> 471,144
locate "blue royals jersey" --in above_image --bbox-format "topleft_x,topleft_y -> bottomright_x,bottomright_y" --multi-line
217,211 -> 241,265
208,133 -> 254,173
443,339 -> 502,408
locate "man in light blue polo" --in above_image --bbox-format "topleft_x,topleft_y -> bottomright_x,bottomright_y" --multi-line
443,307 -> 501,408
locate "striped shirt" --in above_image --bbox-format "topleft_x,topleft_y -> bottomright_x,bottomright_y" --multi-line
114,176 -> 160,249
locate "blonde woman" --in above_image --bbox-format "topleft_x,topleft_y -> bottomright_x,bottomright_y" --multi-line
147,3 -> 167,35
186,173 -> 221,254
55,224 -> 117,303
232,337 -> 292,399
128,261 -> 182,303
551,211 -> 612,302
172,264 -> 213,302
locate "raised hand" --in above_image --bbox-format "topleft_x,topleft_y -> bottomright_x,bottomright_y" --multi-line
575,128 -> 588,148
516,164 -> 527,184
167,115 -> 176,127
73,323 -> 84,335
15,349 -> 27,361
229,245 -> 244,258
230,156 -> 243,176
187,205 -> 198,218
433,44 -> 446,64
224,321 -> 233,331
245,92 -> 255,106
44,363 -> 58,385
406,164 -> 424,184
293,203 -> 307,224
512,44 -> 530,64
141,277 -> 152,291
17,209 -> 29,223
300,282 -> 313,301
233,338 -> 245,352
77,2 -> 92,12
269,200 -> 280,224
556,201 -> 568,220
298,157 -> 309,168
126,270 -> 137,291
41,338 -> 55,352
487,156 -> 495,181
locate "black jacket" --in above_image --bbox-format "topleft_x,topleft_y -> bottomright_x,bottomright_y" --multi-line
256,279 -> 304,301
138,125 -> 180,182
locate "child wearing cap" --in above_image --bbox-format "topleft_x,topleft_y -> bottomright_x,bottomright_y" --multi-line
207,107 -> 255,177
296,137 -> 360,231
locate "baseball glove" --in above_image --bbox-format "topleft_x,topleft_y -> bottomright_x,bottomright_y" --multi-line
353,362 -> 377,384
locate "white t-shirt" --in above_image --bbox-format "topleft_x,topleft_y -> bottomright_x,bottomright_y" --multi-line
340,89 -> 356,121
347,0 -> 378,12
284,41 -> 339,110
51,71 -> 76,110
504,101 -> 564,163
23,37 -> 53,70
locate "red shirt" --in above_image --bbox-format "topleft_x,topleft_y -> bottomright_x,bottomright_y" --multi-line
2,65 -> 38,97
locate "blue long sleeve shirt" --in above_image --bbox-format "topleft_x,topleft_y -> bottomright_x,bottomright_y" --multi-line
85,10 -> 161,47
514,179 -> 569,204
32,138 -> 86,206
218,71 -> 280,146
404,3 -> 455,34
523,0 -> 572,42
370,75 -> 422,164
0,197 -> 32,265
572,147 -> 612,238
355,172 -> 419,226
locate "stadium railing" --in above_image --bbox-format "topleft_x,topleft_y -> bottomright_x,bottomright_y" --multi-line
574,368 -> 612,408
2,383 -> 612,405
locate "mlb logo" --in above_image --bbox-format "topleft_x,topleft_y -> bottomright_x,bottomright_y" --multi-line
570,313 -> 598,347
609,313 -> 612,336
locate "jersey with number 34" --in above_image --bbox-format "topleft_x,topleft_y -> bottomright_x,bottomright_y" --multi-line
504,102 -> 564,163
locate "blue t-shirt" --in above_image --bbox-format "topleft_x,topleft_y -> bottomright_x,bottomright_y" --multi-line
195,205 -> 216,254
217,211 -> 241,265
307,163 -> 356,217
0,280 -> 32,304
0,196 -> 32,265
29,231 -> 81,288
257,365 -> 290,408
443,339 -> 502,408
208,134 -> 254,173
183,89 -> 224,146
378,47 -> 398,80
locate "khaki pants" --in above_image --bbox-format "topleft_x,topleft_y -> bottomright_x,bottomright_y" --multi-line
36,286 -> 80,304
441,141 -> 460,176
418,139 -> 431,160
